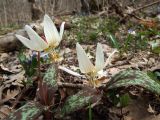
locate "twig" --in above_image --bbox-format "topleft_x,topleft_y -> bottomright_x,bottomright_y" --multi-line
12,86 -> 29,109
119,0 -> 160,23
132,0 -> 160,13
106,55 -> 133,69
57,82 -> 86,89
0,110 -> 8,117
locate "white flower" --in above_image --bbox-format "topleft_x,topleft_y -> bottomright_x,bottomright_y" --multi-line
76,43 -> 105,77
59,43 -> 108,87
15,14 -> 65,52
128,29 -> 136,35
59,43 -> 118,87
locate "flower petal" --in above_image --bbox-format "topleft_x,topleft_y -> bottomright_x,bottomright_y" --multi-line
16,35 -> 40,51
95,43 -> 104,71
97,70 -> 107,78
59,22 -> 65,40
105,49 -> 118,66
76,43 -> 94,73
24,25 -> 48,51
43,14 -> 60,47
58,66 -> 83,77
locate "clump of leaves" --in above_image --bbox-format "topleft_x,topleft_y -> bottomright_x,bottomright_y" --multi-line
122,25 -> 160,53
74,16 -> 100,43
149,40 -> 160,53
108,90 -> 131,108
18,51 -> 38,77
0,24 -> 21,35
5,16 -> 160,119
67,16 -> 120,44
99,17 -> 120,35
6,66 -> 160,119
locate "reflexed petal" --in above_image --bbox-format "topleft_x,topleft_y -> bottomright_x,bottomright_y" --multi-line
16,35 -> 45,51
97,70 -> 107,78
95,43 -> 104,71
105,49 -> 118,66
59,22 -> 65,40
58,66 -> 83,77
76,43 -> 94,73
43,14 -> 60,46
25,25 -> 48,50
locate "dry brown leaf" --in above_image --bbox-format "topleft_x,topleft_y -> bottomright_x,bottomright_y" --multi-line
108,68 -> 120,76
11,65 -> 23,73
4,89 -> 19,100
0,105 -> 11,119
3,71 -> 25,87
124,116 -> 133,120
0,53 -> 9,62
0,85 -> 5,100
0,64 -> 13,74
147,104 -> 155,114
138,19 -> 157,28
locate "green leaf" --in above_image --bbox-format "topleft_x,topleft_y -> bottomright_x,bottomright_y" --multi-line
107,89 -> 120,106
107,69 -> 160,95
37,65 -> 58,106
109,34 -> 119,49
147,71 -> 159,81
89,31 -> 98,41
43,65 -> 57,88
119,93 -> 130,107
5,102 -> 43,120
149,40 -> 160,53
18,51 -> 37,77
31,57 -> 38,68
56,88 -> 102,118
154,71 -> 160,80
18,52 -> 27,63
88,102 -> 92,120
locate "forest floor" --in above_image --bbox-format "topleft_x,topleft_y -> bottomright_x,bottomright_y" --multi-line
0,12 -> 160,120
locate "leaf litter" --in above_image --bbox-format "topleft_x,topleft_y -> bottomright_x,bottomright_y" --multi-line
0,13 -> 160,120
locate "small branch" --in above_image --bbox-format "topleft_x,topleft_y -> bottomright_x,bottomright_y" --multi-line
119,0 -> 160,23
106,55 -> 133,69
57,82 -> 86,89
132,0 -> 160,13
12,86 -> 29,109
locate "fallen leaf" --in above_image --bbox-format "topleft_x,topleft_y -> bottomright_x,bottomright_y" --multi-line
0,53 -> 9,62
108,68 -> 120,76
0,64 -> 13,74
147,104 -> 155,114
0,105 -> 11,119
3,71 -> 25,87
4,89 -> 20,100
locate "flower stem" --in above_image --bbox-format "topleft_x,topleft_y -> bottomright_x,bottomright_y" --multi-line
38,51 -> 41,78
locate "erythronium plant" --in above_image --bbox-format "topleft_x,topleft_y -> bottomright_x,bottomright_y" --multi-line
15,15 -> 65,119
77,42 -> 106,87
59,43 -> 117,88
16,14 -> 65,62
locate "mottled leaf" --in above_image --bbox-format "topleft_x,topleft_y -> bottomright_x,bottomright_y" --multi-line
38,65 -> 58,105
5,102 -> 43,120
107,69 -> 160,94
43,65 -> 57,88
56,87 -> 102,118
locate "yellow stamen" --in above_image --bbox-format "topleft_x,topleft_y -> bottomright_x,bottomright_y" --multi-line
49,52 -> 62,62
